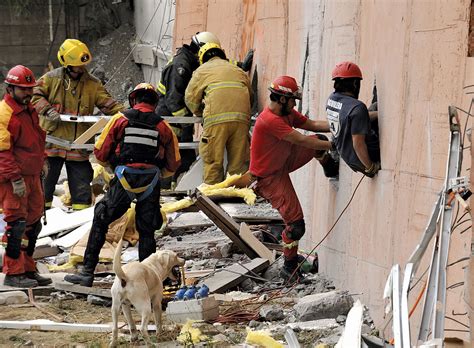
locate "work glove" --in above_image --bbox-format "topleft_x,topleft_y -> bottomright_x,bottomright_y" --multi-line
240,49 -> 254,72
41,161 -> 49,178
364,162 -> 381,178
45,108 -> 60,122
11,177 -> 26,197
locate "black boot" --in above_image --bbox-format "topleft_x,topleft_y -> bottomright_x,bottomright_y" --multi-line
64,270 -> 94,287
320,153 -> 339,178
4,274 -> 38,288
25,272 -> 52,286
279,258 -> 302,284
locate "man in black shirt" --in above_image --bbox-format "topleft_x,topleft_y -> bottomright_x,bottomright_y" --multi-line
326,61 -> 380,177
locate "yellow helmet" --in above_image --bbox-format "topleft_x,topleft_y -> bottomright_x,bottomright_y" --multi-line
57,39 -> 92,67
198,42 -> 225,65
192,32 -> 221,48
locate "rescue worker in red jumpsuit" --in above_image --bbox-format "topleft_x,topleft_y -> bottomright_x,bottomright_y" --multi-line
65,83 -> 181,287
0,65 -> 52,287
249,76 -> 336,283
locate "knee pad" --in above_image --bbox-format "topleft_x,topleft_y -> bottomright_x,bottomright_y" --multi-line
5,219 -> 26,259
93,201 -> 110,229
287,219 -> 305,241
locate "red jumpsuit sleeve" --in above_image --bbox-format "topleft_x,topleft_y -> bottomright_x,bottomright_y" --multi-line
94,113 -> 126,165
160,121 -> 181,178
0,115 -> 21,182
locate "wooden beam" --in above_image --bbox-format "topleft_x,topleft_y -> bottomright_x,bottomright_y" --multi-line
53,281 -> 111,298
73,118 -> 109,144
239,222 -> 275,262
198,258 -> 269,293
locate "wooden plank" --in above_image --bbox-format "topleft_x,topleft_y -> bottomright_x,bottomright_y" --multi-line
162,116 -> 203,124
0,320 -> 112,332
54,281 -> 111,298
239,223 -> 275,262
198,258 -> 269,293
73,118 -> 109,144
193,191 -> 258,259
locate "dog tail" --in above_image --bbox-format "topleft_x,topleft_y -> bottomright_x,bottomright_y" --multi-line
113,238 -> 127,287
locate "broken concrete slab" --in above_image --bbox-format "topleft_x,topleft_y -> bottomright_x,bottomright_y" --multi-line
219,202 -> 282,222
52,221 -> 92,249
294,291 -> 354,322
0,290 -> 28,305
198,258 -> 269,293
54,280 -> 111,298
39,207 -> 94,238
167,212 -> 212,231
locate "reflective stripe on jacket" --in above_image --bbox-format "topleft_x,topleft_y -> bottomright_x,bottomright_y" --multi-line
185,57 -> 251,129
0,94 -> 46,182
31,67 -> 124,160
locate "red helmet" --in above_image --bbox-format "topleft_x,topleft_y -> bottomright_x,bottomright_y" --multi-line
331,61 -> 363,80
268,76 -> 302,99
128,83 -> 159,106
4,65 -> 38,87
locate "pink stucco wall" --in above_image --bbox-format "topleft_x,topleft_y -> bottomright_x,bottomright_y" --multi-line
174,0 -> 473,341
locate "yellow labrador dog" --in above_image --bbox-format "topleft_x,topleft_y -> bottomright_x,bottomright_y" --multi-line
109,239 -> 185,347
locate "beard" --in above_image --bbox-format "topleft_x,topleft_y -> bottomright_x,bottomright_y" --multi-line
13,94 -> 31,105
280,102 -> 291,116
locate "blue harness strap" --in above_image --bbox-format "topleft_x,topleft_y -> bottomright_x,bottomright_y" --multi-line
114,165 -> 160,201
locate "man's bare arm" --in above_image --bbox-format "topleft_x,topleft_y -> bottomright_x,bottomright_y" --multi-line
299,119 -> 330,133
352,134 -> 372,169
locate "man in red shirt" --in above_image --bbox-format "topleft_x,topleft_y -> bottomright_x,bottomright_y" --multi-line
65,83 -> 181,287
0,65 -> 52,287
249,76 -> 336,282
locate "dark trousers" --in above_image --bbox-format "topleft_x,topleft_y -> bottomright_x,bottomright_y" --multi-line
82,174 -> 162,272
44,157 -> 93,208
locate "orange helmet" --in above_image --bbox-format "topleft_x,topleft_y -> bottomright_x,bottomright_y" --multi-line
331,61 -> 363,80
268,76 -> 302,99
4,65 -> 38,88
128,83 -> 159,106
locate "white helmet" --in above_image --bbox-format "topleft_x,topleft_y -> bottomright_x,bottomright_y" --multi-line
192,32 -> 221,48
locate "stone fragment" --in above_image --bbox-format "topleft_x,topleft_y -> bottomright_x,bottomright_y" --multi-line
294,291 -> 354,321
0,290 -> 28,305
259,305 -> 285,321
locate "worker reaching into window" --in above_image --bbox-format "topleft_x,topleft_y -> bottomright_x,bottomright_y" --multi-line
157,31 -> 253,188
326,61 -> 380,177
31,39 -> 124,211
0,65 -> 52,288
247,76 -> 338,283
64,83 -> 181,287
185,42 -> 253,185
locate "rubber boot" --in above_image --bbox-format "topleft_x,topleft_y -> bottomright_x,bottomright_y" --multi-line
25,272 -> 52,286
4,274 -> 38,288
279,258 -> 302,284
64,269 -> 94,287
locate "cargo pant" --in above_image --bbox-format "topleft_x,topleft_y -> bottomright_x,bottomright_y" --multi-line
199,121 -> 250,184
0,175 -> 44,275
255,143 -> 316,262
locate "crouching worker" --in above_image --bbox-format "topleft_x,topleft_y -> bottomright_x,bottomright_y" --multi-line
0,65 -> 51,287
326,61 -> 380,178
249,76 -> 337,283
65,83 -> 181,287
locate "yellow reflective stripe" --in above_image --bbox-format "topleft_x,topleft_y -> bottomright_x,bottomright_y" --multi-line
204,112 -> 249,128
45,201 -> 53,208
281,240 -> 299,249
229,59 -> 238,66
204,81 -> 245,94
0,101 -> 13,151
157,81 -> 166,95
95,113 -> 125,151
172,107 -> 187,116
72,203 -> 90,210
118,176 -> 149,193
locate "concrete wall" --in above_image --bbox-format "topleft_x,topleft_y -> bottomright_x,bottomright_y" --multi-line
173,0 -> 473,341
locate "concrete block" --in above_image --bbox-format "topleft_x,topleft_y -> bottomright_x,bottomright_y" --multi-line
259,305 -> 285,321
294,291 -> 353,322
0,291 -> 28,305
166,296 -> 219,323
